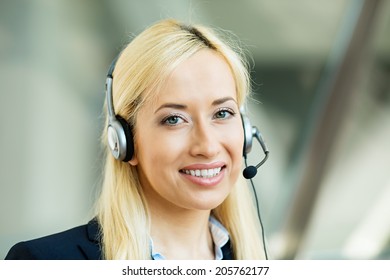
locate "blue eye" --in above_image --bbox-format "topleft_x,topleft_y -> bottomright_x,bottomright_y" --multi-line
214,108 -> 235,119
161,114 -> 184,126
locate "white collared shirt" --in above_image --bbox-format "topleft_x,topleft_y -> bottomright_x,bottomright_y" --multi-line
150,216 -> 229,260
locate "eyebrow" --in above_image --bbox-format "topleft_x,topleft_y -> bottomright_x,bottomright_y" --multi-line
154,103 -> 187,113
212,97 -> 237,106
154,97 -> 237,113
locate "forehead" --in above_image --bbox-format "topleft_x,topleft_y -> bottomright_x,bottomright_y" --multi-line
152,49 -> 237,107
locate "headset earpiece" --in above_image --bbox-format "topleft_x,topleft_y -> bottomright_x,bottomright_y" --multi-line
241,111 -> 254,157
116,115 -> 134,162
107,115 -> 134,162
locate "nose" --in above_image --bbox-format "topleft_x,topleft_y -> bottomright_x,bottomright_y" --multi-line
189,121 -> 220,158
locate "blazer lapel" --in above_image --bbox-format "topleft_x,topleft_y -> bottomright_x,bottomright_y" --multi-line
77,219 -> 102,260
222,240 -> 234,260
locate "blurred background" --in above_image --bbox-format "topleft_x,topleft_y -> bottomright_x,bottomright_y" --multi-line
1,0 -> 389,259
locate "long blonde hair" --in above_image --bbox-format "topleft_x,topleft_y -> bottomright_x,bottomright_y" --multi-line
96,19 -> 265,259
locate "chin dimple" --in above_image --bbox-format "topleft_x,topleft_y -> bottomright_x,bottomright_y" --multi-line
180,167 -> 222,178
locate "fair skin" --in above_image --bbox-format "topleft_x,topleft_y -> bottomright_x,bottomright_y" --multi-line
130,49 -> 244,259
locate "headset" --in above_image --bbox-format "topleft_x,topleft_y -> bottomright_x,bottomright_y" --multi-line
105,55 -> 270,258
105,56 -> 134,162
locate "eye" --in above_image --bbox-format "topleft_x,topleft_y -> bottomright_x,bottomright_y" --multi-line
214,108 -> 236,120
161,114 -> 185,126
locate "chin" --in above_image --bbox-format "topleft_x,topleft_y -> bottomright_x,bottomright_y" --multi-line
186,194 -> 229,211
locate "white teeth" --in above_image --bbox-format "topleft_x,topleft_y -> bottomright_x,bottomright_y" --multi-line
182,167 -> 222,178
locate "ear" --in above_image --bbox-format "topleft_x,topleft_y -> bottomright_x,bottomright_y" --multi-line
128,155 -> 138,166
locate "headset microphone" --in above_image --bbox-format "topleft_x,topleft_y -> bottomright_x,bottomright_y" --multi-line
242,127 -> 269,179
241,123 -> 270,259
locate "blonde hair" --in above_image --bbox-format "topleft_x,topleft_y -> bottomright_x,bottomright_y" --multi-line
96,19 -> 265,259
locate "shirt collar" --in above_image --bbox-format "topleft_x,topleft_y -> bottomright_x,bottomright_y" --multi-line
150,216 -> 229,260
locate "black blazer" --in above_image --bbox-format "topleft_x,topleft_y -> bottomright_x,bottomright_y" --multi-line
5,219 -> 233,260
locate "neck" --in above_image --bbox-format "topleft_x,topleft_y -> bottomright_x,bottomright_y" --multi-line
149,206 -> 214,260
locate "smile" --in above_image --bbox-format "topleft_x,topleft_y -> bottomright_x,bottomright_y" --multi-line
180,167 -> 222,178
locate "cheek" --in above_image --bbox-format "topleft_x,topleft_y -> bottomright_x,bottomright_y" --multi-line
135,129 -> 187,166
222,123 -> 245,174
227,122 -> 245,156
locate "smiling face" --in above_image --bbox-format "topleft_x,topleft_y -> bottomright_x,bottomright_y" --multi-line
130,49 -> 244,212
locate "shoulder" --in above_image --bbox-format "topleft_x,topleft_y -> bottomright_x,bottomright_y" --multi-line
5,219 -> 102,260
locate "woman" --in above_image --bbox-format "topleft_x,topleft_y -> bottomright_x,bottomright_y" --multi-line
6,19 -> 266,260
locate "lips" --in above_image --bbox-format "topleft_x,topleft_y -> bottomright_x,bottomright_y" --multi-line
179,163 -> 226,186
